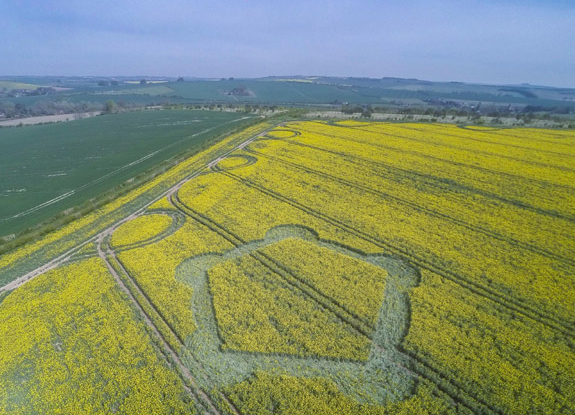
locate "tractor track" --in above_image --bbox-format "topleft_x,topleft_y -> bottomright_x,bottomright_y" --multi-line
172,186 -> 505,415
246,147 -> 575,269
0,122 -> 280,413
214,168 -> 575,338
0,121 -> 276,294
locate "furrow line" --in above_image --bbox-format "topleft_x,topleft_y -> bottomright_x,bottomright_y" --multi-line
248,148 -> 575,268
113,210 -> 186,253
282,138 -> 575,224
177,173 -> 502,414
217,170 -> 575,337
293,127 -> 575,193
354,123 -> 575,162
103,215 -> 245,415
399,348 -> 505,415
97,239 -> 219,415
0,121 -> 277,293
169,193 -> 375,339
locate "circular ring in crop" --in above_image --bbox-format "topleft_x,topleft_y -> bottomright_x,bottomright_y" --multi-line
109,211 -> 184,251
264,129 -> 301,139
214,155 -> 258,171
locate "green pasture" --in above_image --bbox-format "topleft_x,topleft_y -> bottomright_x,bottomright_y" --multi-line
3,76 -> 574,111
162,80 -> 378,104
0,110 -> 252,236
112,79 -> 575,109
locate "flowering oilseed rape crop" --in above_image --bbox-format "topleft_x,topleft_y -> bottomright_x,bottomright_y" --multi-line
0,258 -> 196,414
110,213 -> 173,248
1,120 -> 574,414
171,120 -> 574,413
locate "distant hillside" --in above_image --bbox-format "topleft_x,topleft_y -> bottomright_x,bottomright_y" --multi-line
1,75 -> 574,119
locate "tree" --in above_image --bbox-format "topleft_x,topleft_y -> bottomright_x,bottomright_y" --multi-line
140,79 -> 147,85
103,100 -> 117,113
176,77 -> 185,82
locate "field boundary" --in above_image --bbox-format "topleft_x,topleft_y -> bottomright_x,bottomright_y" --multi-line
0,121 -> 278,293
0,113 -> 261,257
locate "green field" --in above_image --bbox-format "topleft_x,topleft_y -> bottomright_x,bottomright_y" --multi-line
0,81 -> 45,90
0,110 -> 252,236
2,76 -> 575,115
160,80 -> 366,104
110,78 -> 575,109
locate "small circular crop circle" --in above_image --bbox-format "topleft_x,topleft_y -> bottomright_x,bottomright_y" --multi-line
109,213 -> 174,250
264,129 -> 300,139
214,155 -> 258,171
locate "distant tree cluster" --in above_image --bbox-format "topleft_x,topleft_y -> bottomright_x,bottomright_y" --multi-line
0,98 -> 147,119
341,104 -> 373,118
0,100 -> 103,118
227,86 -> 251,97
97,80 -> 119,87
103,100 -> 117,113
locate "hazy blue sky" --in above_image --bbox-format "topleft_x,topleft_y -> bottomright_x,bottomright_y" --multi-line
2,0 -> 574,87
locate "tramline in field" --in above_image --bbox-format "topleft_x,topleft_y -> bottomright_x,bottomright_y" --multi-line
0,110 -> 254,237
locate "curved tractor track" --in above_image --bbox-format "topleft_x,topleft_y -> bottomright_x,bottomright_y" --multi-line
0,122 -> 281,413
0,122 -> 277,294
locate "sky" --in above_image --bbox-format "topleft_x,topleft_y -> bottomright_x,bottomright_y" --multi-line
1,0 -> 574,87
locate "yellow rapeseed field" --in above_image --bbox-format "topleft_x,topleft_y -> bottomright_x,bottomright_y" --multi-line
173,120 -> 574,413
0,258 -> 196,414
1,120 -> 574,414
110,213 -> 173,248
